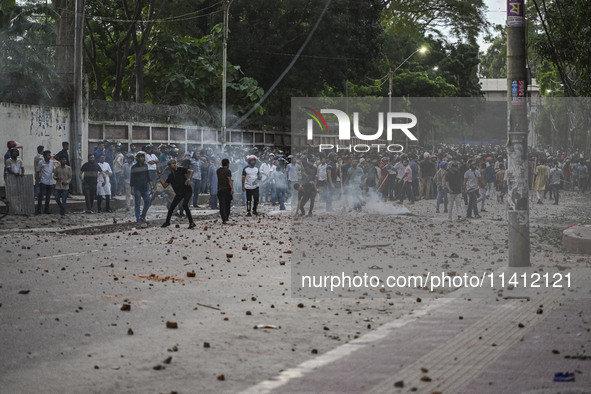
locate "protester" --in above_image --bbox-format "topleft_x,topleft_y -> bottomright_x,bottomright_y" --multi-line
33,145 -> 44,199
158,159 -> 195,229
121,153 -> 134,211
93,142 -> 106,161
242,155 -> 262,216
398,158 -> 415,205
5,148 -> 24,177
463,160 -> 481,219
4,140 -> 17,176
419,152 -> 436,200
80,154 -> 103,213
217,158 -> 234,224
484,158 -> 496,201
259,155 -> 273,203
96,154 -> 113,213
477,162 -> 488,212
409,154 -> 420,200
130,152 -> 152,223
435,161 -> 448,213
112,144 -> 124,195
293,182 -> 316,216
496,164 -> 506,203
286,156 -> 299,202
548,161 -> 563,205
534,158 -> 548,204
345,158 -> 364,210
273,158 -> 288,211
145,145 -> 159,186
208,157 -> 219,209
53,155 -> 72,217
444,161 -> 464,221
35,151 -> 54,214
57,142 -> 70,167
190,151 -> 202,208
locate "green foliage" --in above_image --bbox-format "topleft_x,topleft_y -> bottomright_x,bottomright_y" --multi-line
479,25 -> 506,78
143,24 -> 263,115
1,0 -> 491,131
225,0 -> 386,117
530,0 -> 591,97
0,1 -> 59,104
382,0 -> 489,45
83,0 -> 263,116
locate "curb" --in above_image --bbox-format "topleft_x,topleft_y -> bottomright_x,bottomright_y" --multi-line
562,224 -> 591,254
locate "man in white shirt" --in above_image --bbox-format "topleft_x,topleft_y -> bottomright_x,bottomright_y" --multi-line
36,150 -> 54,214
286,156 -> 299,201
5,148 -> 24,177
242,155 -> 262,216
190,152 -> 202,207
145,145 -> 159,187
96,154 -> 113,213
259,156 -> 273,203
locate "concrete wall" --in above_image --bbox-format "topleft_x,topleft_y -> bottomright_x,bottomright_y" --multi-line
88,122 -> 291,154
0,103 -> 72,187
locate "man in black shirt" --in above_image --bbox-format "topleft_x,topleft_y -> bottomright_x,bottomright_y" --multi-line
217,158 -> 233,224
419,152 -> 436,200
444,161 -> 464,222
130,152 -> 152,223
79,154 -> 103,213
293,182 -> 316,216
56,141 -> 70,166
158,159 -> 195,228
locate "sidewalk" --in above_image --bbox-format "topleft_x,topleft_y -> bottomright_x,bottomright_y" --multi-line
243,268 -> 591,394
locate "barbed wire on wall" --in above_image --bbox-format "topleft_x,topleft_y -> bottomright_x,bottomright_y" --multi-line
90,100 -> 217,126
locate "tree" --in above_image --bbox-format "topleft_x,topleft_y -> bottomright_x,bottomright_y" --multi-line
479,25 -> 506,78
530,0 -> 591,97
381,0 -> 489,45
227,0 -> 386,121
0,0 -> 59,104
142,24 -> 263,117
83,0 -> 263,116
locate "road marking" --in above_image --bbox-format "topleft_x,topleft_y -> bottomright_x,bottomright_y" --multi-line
239,297 -> 454,394
36,250 -> 99,260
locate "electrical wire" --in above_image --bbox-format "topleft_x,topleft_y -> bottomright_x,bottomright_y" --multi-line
229,0 -> 332,129
78,1 -> 223,24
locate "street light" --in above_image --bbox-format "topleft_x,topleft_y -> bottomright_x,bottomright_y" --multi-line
388,46 -> 428,113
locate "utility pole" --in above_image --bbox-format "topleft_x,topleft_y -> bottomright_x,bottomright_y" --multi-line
506,0 -> 530,267
221,0 -> 232,151
72,0 -> 85,194
388,69 -> 392,114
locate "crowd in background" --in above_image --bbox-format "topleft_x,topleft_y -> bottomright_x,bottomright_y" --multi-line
3,139 -> 591,222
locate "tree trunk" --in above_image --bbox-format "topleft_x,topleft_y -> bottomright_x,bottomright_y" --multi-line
132,0 -> 155,103
83,18 -> 106,100
52,0 -> 76,104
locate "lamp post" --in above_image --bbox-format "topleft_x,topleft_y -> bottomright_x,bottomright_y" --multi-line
221,0 -> 234,150
388,46 -> 427,113
387,47 -> 427,149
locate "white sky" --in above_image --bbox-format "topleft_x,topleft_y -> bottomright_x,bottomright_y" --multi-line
479,0 -> 507,51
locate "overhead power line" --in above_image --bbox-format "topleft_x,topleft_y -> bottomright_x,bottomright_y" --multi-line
82,1 -> 223,24
230,0 -> 332,129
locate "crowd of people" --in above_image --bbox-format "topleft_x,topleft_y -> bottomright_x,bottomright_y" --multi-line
284,145 -> 590,220
3,139 -> 591,224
